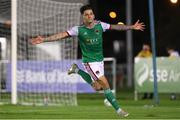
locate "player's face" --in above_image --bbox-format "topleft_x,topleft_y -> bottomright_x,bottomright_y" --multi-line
82,9 -> 95,24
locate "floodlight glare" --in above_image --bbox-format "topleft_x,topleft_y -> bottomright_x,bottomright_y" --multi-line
170,0 -> 178,4
109,11 -> 117,18
118,22 -> 124,25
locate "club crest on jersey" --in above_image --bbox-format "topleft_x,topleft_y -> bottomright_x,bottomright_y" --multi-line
95,29 -> 99,34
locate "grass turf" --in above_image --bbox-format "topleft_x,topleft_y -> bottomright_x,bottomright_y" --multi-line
0,91 -> 180,119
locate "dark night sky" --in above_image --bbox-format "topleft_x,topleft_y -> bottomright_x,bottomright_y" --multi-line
87,0 -> 180,63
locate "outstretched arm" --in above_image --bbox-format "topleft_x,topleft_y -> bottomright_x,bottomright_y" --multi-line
31,31 -> 69,45
110,20 -> 145,31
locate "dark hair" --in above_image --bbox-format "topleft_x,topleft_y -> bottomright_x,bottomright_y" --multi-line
80,5 -> 93,14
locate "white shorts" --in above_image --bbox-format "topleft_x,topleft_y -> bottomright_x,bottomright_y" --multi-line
83,61 -> 104,81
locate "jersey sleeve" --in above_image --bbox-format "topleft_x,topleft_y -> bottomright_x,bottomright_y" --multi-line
100,22 -> 111,32
67,26 -> 79,36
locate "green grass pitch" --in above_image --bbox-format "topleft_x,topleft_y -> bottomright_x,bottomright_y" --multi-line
0,90 -> 180,119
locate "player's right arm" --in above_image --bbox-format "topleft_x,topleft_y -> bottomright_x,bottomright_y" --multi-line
31,32 -> 69,45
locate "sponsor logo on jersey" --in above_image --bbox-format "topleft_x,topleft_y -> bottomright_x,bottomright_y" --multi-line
86,38 -> 98,44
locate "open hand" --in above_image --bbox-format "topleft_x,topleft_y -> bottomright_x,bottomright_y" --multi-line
133,20 -> 145,31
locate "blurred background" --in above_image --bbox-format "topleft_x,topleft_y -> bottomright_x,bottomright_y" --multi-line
89,0 -> 180,63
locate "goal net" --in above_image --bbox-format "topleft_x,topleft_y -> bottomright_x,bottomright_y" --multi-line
1,0 -> 83,106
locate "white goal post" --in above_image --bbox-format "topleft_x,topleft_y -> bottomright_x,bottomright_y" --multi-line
11,0 -> 17,105
104,57 -> 117,96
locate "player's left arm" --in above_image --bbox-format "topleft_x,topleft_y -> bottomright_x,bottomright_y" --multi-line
110,20 -> 145,31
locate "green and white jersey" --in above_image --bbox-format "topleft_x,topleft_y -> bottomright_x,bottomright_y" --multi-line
67,21 -> 110,63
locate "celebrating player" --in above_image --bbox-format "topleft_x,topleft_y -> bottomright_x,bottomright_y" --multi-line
31,4 -> 145,117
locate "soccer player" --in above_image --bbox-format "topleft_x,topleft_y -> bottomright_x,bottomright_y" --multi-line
31,5 -> 145,117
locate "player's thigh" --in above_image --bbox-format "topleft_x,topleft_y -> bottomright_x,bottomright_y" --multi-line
92,80 -> 102,91
97,75 -> 110,89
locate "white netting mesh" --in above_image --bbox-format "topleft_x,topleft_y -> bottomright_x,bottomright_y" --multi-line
11,0 -> 82,106
17,0 -> 81,60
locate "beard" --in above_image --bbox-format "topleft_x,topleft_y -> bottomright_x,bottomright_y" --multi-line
87,19 -> 94,24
